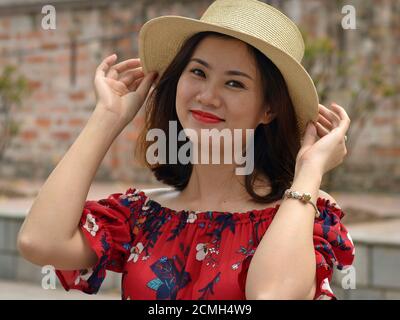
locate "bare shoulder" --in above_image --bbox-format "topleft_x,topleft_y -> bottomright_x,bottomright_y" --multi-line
318,189 -> 341,209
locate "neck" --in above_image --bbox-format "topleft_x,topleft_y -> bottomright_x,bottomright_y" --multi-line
181,163 -> 251,207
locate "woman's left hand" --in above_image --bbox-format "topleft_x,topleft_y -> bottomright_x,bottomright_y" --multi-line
295,102 -> 351,177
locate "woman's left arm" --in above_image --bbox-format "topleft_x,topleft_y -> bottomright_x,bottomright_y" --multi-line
245,103 -> 351,300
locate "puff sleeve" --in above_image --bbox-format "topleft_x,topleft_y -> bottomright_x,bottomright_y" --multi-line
313,198 -> 355,300
55,188 -> 146,294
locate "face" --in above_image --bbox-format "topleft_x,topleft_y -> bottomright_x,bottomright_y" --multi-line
176,36 -> 272,150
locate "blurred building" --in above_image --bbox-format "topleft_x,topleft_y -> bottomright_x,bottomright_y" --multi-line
0,0 -> 399,192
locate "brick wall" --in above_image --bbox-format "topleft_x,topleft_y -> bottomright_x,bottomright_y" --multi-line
0,0 -> 399,192
0,0 -> 212,185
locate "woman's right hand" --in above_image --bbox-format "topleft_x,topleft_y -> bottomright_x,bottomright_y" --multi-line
94,54 -> 158,128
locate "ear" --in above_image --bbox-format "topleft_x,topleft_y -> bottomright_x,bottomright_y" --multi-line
259,108 -> 276,125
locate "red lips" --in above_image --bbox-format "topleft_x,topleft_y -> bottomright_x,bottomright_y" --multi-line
190,110 -> 224,124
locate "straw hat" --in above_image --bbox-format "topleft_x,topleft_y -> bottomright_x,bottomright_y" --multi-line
138,0 -> 319,136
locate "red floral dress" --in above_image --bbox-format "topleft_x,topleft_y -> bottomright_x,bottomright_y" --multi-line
56,188 -> 355,300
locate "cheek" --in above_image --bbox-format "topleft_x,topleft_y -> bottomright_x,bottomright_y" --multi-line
176,76 -> 195,106
228,101 -> 263,129
176,76 -> 195,125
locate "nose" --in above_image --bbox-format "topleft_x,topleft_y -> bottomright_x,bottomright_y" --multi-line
195,82 -> 222,109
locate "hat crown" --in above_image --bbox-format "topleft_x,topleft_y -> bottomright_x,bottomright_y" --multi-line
200,0 -> 305,62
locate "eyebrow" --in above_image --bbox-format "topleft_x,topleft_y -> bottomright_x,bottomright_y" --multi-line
189,58 -> 254,81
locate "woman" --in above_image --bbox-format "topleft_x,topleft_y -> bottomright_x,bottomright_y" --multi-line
18,0 -> 355,300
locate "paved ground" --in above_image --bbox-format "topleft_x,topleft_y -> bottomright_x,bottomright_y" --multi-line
0,279 -> 120,300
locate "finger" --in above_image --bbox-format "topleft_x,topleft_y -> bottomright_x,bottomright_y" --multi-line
135,71 -> 158,99
318,104 -> 340,127
301,121 -> 318,147
127,76 -> 144,91
114,58 -> 141,71
319,103 -> 340,127
107,59 -> 141,80
331,103 -> 351,133
315,121 -> 330,138
317,113 -> 334,131
104,78 -> 129,96
96,54 -> 117,78
107,68 -> 119,80
109,59 -> 141,76
119,68 -> 144,87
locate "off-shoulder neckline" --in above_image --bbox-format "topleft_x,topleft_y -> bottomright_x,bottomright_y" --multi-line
125,188 -> 342,220
135,188 -> 280,216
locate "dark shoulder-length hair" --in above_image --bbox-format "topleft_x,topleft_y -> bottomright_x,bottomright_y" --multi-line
135,31 -> 301,204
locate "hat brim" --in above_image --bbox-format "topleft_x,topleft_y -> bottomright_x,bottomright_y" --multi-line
139,16 -> 319,136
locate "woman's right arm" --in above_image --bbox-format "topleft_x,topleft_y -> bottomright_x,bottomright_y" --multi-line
17,54 -> 158,270
17,109 -> 122,270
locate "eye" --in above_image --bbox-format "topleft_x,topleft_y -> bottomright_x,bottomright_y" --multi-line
190,68 -> 205,77
189,68 -> 245,89
226,80 -> 245,89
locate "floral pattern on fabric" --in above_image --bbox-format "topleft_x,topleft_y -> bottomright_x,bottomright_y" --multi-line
56,188 -> 355,300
